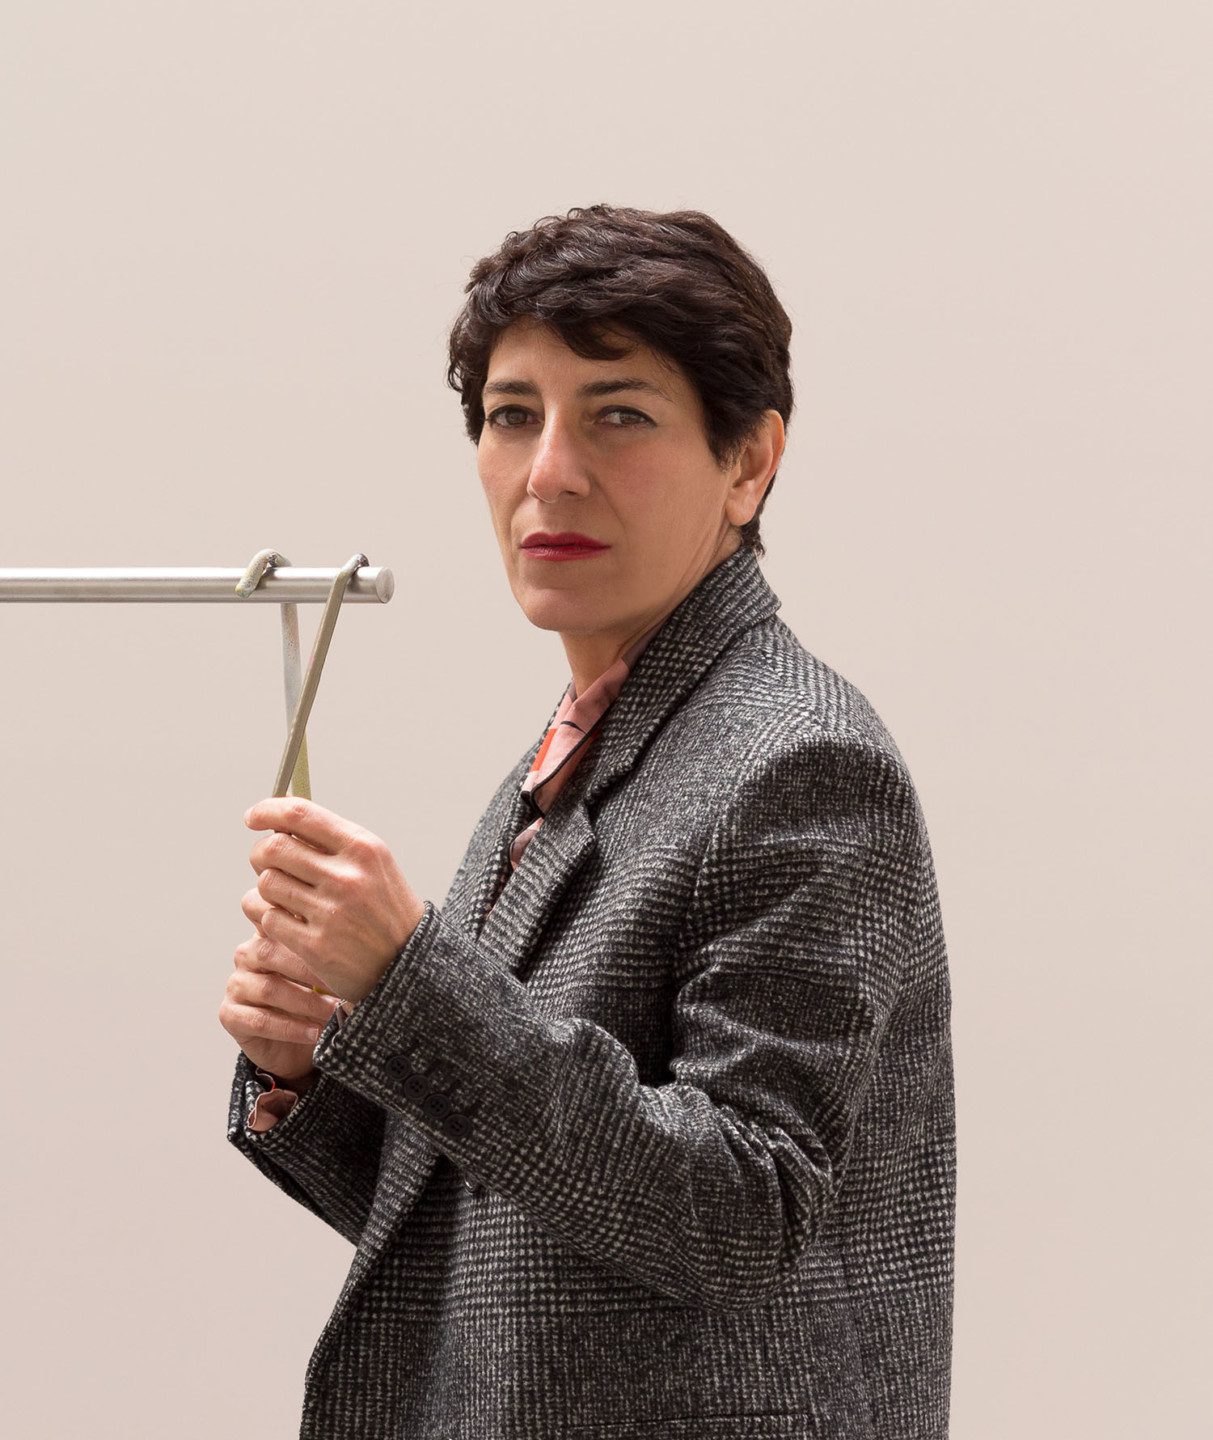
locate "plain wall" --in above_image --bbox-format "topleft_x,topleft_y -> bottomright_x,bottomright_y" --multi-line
1,2 -> 1208,1435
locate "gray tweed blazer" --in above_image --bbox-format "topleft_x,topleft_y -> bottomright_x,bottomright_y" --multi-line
227,544 -> 956,1439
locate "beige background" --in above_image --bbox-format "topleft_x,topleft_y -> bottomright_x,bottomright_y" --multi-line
1,2 -> 1208,1436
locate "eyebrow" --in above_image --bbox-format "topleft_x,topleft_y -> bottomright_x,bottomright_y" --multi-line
482,376 -> 672,403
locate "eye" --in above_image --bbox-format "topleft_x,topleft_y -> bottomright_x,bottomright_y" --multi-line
484,405 -> 653,430
485,405 -> 529,429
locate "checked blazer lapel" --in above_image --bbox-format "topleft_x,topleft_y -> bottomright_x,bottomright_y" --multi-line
470,544 -> 783,982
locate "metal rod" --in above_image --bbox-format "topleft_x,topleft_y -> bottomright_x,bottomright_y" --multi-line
0,566 -> 394,603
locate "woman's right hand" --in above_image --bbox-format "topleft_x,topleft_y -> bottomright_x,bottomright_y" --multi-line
217,885 -> 346,1085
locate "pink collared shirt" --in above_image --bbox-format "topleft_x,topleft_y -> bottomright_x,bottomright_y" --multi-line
245,620 -> 663,1134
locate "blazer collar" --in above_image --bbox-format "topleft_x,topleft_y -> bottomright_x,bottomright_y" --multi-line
469,545 -> 783,979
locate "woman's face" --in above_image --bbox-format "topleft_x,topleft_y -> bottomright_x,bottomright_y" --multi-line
477,317 -> 781,664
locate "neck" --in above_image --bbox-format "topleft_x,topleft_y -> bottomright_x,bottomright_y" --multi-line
562,531 -> 742,697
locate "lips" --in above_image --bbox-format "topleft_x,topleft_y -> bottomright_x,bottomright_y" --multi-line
522,532 -> 608,550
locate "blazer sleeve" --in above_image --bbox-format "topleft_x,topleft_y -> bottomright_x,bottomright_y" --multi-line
307,728 -> 927,1309
226,1045 -> 386,1248
221,754 -> 535,1244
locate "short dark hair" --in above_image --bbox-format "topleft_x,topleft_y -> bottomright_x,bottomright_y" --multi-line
446,204 -> 794,559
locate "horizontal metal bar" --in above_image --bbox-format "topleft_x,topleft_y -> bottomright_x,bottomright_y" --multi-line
0,566 -> 394,603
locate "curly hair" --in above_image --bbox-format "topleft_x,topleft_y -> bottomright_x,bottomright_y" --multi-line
446,204 -> 794,558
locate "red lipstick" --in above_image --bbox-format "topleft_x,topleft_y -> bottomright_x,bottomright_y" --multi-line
521,531 -> 610,561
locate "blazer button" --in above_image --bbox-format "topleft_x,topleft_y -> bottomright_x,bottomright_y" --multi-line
403,1072 -> 431,1103
443,1111 -> 472,1141
422,1091 -> 452,1121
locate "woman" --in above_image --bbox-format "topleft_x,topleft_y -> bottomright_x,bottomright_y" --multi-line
222,205 -> 956,1439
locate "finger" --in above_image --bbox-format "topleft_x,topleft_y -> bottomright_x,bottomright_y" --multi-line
237,933 -> 326,991
240,886 -> 269,929
232,969 -> 342,1029
257,866 -> 315,918
244,797 -> 354,855
250,831 -> 330,886
241,887 -> 304,938
260,903 -> 311,955
225,997 -> 325,1049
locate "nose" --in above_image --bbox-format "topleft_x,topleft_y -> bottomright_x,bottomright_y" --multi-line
525,410 -> 591,502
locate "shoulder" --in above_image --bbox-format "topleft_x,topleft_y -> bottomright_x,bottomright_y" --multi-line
620,615 -> 931,878
686,613 -> 916,783
686,623 -> 932,921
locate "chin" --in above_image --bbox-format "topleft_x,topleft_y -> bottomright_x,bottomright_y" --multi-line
514,582 -> 598,631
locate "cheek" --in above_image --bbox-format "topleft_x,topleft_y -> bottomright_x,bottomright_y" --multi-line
608,448 -> 676,502
475,445 -> 493,491
628,459 -> 698,522
478,473 -> 524,551
476,460 -> 509,510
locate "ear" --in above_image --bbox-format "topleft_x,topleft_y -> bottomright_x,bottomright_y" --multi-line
725,410 -> 785,528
